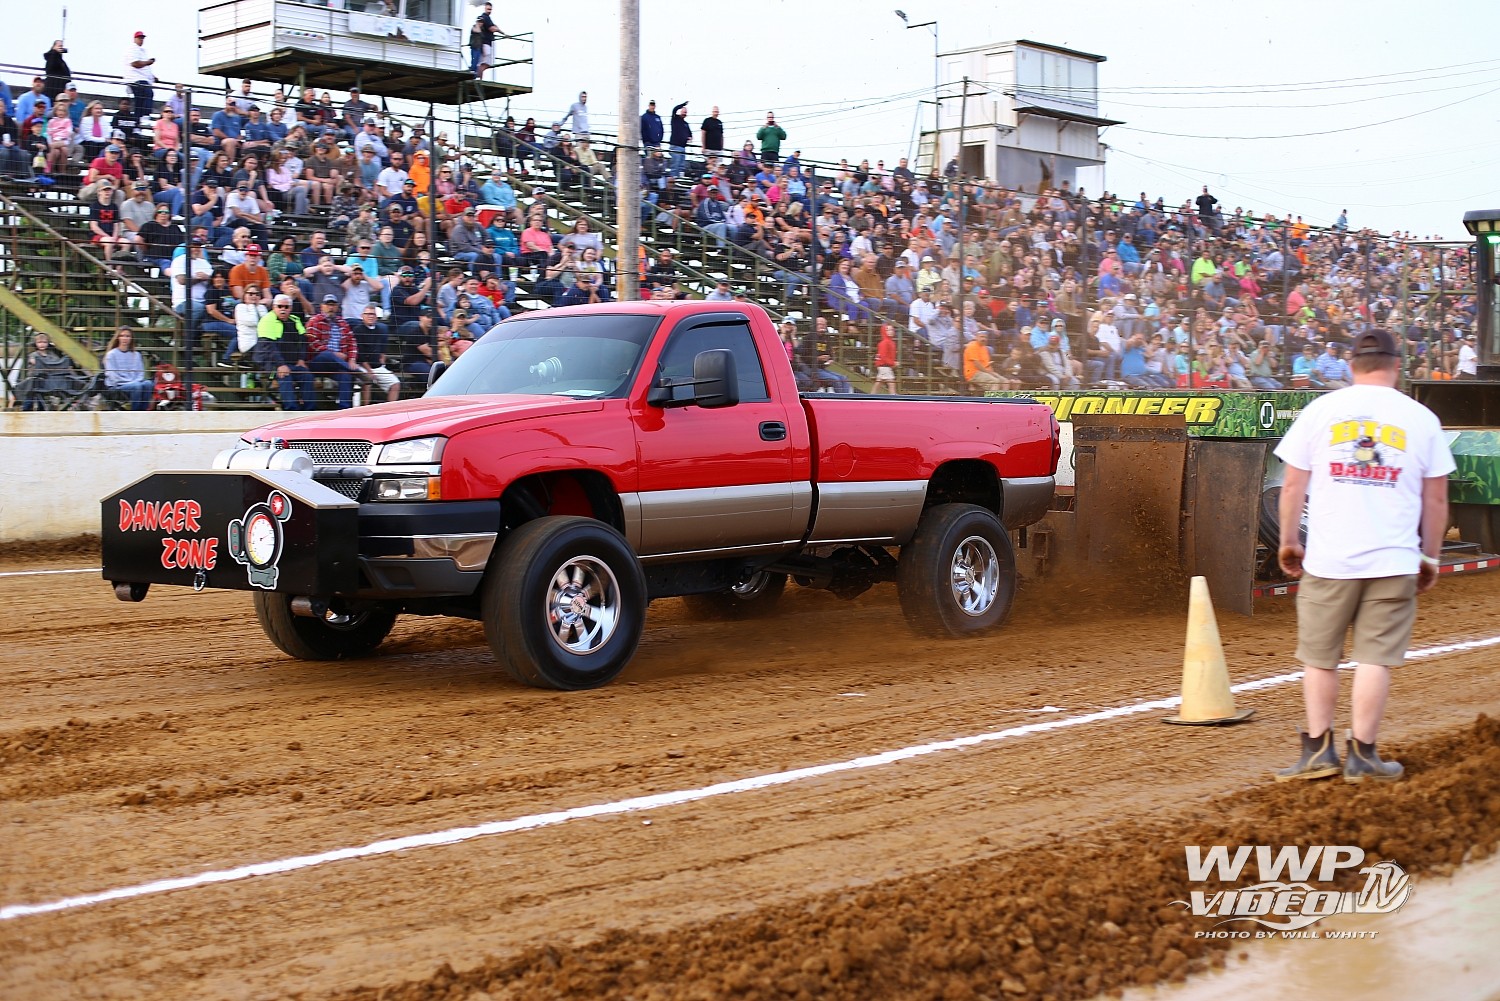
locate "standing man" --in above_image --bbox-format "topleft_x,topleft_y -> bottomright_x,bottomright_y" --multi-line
1273,329 -> 1454,783
125,31 -> 156,121
561,91 -> 589,138
668,101 -> 691,177
639,100 -> 664,151
1195,185 -> 1219,235
700,105 -> 724,160
756,112 -> 786,166
471,2 -> 498,77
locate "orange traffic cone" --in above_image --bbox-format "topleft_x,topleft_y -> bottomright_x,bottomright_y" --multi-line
1163,576 -> 1255,726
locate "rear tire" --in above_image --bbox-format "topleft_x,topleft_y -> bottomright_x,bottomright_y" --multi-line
898,503 -> 1016,639
1258,485 -> 1308,552
680,571 -> 787,620
253,593 -> 398,660
481,516 -> 647,690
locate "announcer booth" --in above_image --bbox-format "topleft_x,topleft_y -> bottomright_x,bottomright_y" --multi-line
198,0 -> 533,104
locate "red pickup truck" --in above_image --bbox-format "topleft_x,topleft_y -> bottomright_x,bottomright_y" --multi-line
103,302 -> 1058,689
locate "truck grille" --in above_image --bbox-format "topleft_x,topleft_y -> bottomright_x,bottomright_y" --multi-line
319,478 -> 367,501
284,440 -> 376,466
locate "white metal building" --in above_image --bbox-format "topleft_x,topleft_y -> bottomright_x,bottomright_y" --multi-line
926,39 -> 1119,194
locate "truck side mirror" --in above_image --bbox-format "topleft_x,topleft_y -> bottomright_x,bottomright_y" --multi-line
692,348 -> 739,409
427,361 -> 447,390
646,349 -> 740,409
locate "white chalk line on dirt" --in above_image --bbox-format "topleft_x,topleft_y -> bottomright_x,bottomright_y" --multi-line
0,567 -> 101,578
4,629 -> 1499,922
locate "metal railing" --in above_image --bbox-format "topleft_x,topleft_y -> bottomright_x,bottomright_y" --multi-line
0,192 -> 183,409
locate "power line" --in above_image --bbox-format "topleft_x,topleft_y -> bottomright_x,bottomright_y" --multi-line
1113,83 -> 1500,141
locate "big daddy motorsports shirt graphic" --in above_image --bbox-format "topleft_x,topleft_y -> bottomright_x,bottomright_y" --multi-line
1327,418 -> 1409,487
1172,845 -> 1412,940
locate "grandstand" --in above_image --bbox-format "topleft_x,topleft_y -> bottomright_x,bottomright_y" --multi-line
0,34 -> 1479,411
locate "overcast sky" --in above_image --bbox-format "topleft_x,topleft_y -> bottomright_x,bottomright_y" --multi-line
11,0 -> 1500,238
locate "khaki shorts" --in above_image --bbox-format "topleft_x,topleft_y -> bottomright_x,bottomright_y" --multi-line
1295,573 -> 1418,669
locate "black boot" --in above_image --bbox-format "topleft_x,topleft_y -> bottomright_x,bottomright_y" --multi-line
1274,729 -> 1342,782
1343,732 -> 1403,783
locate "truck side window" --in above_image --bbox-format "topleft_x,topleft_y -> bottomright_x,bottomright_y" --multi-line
658,321 -> 770,402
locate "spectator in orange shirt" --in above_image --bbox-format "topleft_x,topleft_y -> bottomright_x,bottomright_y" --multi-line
963,330 -> 1004,392
228,243 -> 270,297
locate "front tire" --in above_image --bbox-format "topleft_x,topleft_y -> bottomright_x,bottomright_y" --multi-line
253,593 -> 398,660
898,503 -> 1016,638
680,571 -> 787,620
482,516 -> 647,690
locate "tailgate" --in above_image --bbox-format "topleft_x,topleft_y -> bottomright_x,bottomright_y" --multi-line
102,470 -> 360,595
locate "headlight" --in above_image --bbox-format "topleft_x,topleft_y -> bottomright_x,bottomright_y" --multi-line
377,437 -> 446,465
372,476 -> 443,501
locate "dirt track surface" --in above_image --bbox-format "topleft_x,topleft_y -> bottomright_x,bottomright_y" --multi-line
1,557 -> 1498,1001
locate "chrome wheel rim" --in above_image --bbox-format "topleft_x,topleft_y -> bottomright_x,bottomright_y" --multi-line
729,571 -> 772,598
950,535 -> 1001,616
545,556 -> 621,656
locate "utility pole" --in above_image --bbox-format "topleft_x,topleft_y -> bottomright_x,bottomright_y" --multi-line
953,75 -> 968,325
616,0 -> 641,301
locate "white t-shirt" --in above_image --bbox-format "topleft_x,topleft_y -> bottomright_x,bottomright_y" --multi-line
1274,383 -> 1454,579
1458,343 -> 1478,376
168,254 -> 212,307
125,45 -> 154,85
1096,323 -> 1121,353
376,167 -> 409,198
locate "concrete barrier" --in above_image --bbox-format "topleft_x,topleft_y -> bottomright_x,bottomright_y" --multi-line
0,412 -> 291,543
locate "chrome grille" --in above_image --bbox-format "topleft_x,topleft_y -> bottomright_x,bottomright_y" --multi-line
319,478 -> 367,500
284,440 -> 375,466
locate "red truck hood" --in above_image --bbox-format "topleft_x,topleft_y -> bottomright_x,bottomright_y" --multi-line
247,395 -> 606,444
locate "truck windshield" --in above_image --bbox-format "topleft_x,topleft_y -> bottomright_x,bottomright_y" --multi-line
425,314 -> 661,399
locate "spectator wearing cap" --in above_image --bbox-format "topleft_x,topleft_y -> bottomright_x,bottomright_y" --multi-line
87,178 -> 127,262
640,100 -> 664,150
229,243 -> 270,298
448,206 -> 487,266
341,88 -> 372,140
125,31 -> 156,120
1037,330 -> 1080,389
81,142 -> 126,201
383,267 -> 432,328
385,178 -> 422,220
168,238 -> 213,368
470,239 -> 506,282
340,261 -> 387,321
189,176 -> 230,242
137,204 -> 182,270
1314,340 -> 1353,389
915,255 -> 942,294
1457,334 -> 1479,379
305,295 -> 359,408
118,180 -> 157,246
883,260 -> 916,317
210,95 -> 244,165
353,118 -> 389,164
223,179 -> 267,242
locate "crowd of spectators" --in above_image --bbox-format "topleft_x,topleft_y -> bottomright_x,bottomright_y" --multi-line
0,38 -> 1481,407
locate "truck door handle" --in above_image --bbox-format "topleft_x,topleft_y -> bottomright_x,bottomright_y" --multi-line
759,421 -> 787,441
